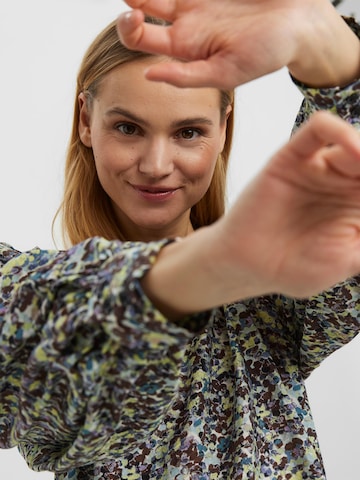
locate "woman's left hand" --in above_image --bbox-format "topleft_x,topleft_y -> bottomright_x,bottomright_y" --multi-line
142,112 -> 360,318
218,111 -> 360,300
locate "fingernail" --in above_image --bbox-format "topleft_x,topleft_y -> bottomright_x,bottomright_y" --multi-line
123,11 -> 133,23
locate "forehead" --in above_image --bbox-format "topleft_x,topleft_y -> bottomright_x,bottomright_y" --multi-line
96,57 -> 222,115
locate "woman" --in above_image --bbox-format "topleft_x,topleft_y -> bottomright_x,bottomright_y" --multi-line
1,2 -> 360,479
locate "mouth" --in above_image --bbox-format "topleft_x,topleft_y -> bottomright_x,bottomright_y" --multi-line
131,184 -> 180,201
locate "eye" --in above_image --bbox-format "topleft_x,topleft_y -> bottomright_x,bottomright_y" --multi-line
116,123 -> 140,136
177,128 -> 202,140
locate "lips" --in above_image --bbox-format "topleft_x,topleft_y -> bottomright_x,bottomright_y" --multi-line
131,184 -> 180,201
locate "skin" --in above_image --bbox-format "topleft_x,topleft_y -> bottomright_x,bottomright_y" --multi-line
142,112 -> 360,319
114,0 -> 360,320
117,0 -> 360,88
78,57 -> 230,241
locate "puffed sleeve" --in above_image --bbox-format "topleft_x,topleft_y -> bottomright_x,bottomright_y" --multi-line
243,21 -> 360,384
251,16 -> 360,376
0,237 -> 197,472
286,16 -> 360,375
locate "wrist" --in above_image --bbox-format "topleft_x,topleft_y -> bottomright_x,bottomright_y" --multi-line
140,223 -> 267,320
140,227 -> 223,319
288,12 -> 360,88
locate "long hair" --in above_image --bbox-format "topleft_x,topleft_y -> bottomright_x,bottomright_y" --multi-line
54,18 -> 235,246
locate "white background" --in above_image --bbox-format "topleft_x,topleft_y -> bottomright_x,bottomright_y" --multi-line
0,1 -> 359,478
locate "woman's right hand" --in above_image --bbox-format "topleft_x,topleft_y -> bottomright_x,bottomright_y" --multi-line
118,0 -> 360,89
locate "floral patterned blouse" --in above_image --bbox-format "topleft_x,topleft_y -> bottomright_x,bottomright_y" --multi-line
1,17 -> 360,480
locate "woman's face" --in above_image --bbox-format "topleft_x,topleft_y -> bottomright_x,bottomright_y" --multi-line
79,57 -> 229,241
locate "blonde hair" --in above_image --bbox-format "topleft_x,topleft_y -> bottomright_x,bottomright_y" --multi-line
54,18 -> 235,247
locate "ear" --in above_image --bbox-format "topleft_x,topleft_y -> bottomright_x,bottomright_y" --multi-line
220,104 -> 232,152
78,92 -> 93,147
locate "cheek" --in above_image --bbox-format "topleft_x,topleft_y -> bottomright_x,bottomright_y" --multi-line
92,140 -> 135,176
183,146 -> 219,182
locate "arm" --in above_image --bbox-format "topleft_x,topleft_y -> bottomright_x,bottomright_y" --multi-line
142,111 -> 360,320
291,17 -> 360,133
118,0 -> 360,89
287,46 -> 360,373
295,275 -> 360,379
2,116 -> 360,468
0,239 -> 196,470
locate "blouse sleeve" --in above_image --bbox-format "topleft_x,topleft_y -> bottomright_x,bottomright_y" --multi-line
285,17 -> 360,376
0,237 -> 197,472
294,277 -> 360,379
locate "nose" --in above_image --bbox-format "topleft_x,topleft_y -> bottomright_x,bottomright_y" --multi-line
138,137 -> 174,178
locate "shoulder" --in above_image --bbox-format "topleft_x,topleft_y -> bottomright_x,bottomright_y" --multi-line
0,243 -> 22,267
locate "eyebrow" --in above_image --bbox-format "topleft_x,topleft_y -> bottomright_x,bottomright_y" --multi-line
105,106 -> 215,128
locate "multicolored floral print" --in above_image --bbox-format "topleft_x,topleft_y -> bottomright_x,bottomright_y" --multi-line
1,18 -> 360,480
1,236 -> 359,479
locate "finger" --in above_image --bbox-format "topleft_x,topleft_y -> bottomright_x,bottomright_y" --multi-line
145,58 -> 241,89
323,143 -> 360,178
121,0 -> 177,21
117,12 -> 173,54
117,10 -> 145,48
288,111 -> 360,161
